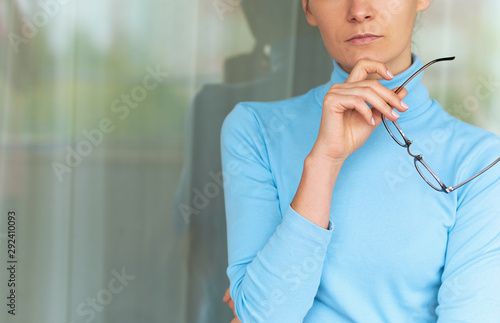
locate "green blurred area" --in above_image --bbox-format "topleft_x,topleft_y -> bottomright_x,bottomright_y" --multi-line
7,33 -> 188,143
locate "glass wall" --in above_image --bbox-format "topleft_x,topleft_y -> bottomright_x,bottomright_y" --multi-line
0,1 -> 498,322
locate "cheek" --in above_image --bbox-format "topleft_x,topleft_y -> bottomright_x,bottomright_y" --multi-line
316,20 -> 340,44
391,13 -> 416,41
316,26 -> 346,59
375,1 -> 417,31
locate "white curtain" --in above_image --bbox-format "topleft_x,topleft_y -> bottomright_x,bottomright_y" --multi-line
0,1 -> 498,322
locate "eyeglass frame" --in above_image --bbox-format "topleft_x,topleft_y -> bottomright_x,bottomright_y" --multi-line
381,56 -> 500,193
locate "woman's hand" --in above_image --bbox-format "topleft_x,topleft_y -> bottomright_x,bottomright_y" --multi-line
223,288 -> 241,323
311,59 -> 409,164
291,59 -> 409,228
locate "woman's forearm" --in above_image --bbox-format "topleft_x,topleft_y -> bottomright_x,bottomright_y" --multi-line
291,152 -> 344,229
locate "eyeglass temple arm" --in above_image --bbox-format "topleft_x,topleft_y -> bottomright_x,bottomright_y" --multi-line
448,156 -> 500,192
394,56 -> 456,95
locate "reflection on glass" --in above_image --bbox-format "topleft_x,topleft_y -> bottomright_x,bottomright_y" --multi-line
174,1 -> 332,321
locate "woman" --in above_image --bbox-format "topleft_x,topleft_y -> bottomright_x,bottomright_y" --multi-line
221,0 -> 500,322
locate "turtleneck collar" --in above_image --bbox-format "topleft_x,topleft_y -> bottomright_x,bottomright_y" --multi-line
315,53 -> 432,122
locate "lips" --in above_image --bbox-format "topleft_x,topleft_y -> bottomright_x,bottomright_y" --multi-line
347,33 -> 382,45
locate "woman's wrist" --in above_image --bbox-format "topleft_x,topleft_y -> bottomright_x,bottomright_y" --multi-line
304,151 -> 345,182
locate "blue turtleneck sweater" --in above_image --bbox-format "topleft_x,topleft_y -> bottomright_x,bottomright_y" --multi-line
221,55 -> 500,322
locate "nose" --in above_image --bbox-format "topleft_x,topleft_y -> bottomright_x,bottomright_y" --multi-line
347,0 -> 375,23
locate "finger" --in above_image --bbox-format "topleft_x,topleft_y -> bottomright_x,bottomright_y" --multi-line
324,94 -> 375,126
371,109 -> 383,126
392,84 -> 408,95
229,301 -> 237,318
340,80 -> 408,114
329,87 -> 399,122
346,59 -> 393,83
392,87 -> 409,112
223,288 -> 231,303
392,87 -> 408,102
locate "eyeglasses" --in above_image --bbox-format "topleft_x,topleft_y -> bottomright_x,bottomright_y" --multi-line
382,57 -> 500,193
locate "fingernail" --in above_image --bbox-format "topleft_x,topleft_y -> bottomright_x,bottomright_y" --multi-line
401,101 -> 409,110
387,70 -> 394,79
392,110 -> 400,118
371,117 -> 376,126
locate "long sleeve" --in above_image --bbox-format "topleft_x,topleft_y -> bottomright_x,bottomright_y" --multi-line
436,138 -> 500,322
221,104 -> 334,323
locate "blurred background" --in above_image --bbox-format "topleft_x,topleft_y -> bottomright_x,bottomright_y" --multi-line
0,0 -> 499,322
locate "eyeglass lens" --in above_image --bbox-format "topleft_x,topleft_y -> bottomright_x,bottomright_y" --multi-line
414,159 -> 444,191
383,120 -> 406,147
